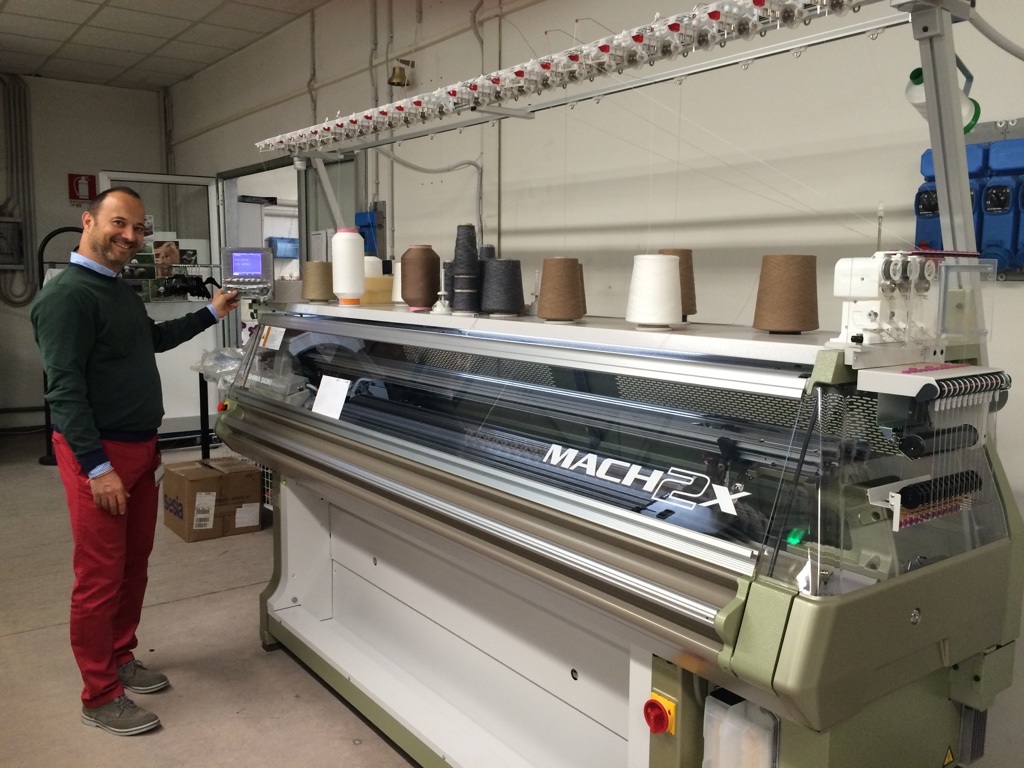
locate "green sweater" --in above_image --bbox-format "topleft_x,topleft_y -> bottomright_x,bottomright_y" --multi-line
31,264 -> 217,474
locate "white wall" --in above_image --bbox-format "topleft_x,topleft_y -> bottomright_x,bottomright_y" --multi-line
168,1 -> 1024,763
0,78 -> 163,431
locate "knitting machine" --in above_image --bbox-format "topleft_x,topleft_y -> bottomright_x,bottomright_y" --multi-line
216,249 -> 1020,768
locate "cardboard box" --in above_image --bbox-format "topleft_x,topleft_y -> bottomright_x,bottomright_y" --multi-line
163,458 -> 262,542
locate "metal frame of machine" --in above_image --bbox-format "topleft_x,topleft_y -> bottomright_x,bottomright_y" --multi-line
218,262 -> 1020,766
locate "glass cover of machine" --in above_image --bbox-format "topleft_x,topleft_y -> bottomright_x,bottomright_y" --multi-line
232,320 -> 1010,596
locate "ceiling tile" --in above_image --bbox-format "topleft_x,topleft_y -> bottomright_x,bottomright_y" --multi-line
0,32 -> 64,56
70,26 -> 167,54
139,55 -> 207,76
90,7 -> 192,38
108,0 -> 223,23
0,13 -> 81,41
2,0 -> 98,24
0,50 -> 47,72
156,39 -> 232,64
110,69 -> 183,88
204,2 -> 295,34
0,0 -> 334,89
39,56 -> 125,81
58,42 -> 146,68
235,0 -> 330,12
178,22 -> 261,50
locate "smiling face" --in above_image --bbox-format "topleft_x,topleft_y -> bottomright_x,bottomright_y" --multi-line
80,191 -> 146,272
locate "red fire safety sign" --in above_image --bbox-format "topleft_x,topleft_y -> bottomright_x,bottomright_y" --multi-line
68,174 -> 97,205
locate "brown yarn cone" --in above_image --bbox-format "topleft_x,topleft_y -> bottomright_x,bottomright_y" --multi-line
657,248 -> 696,319
301,261 -> 334,302
400,245 -> 440,310
752,254 -> 818,333
537,257 -> 584,321
577,262 -> 587,317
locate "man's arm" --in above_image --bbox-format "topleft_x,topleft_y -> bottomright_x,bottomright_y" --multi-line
150,288 -> 239,353
31,287 -> 104,468
31,285 -> 130,515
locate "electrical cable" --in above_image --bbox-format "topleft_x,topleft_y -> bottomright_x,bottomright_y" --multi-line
308,12 -> 318,124
373,147 -> 484,242
470,0 -> 485,67
969,11 -> 1024,64
369,0 -> 380,207
0,74 -> 37,306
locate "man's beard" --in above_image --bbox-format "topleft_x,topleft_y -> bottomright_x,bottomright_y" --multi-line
92,233 -> 138,270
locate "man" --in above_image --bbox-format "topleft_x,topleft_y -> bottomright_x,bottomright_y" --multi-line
31,187 -> 239,736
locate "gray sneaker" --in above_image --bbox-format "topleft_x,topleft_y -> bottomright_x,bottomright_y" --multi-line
118,659 -> 170,693
81,694 -> 160,735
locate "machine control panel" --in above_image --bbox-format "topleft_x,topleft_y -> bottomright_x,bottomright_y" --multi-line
221,247 -> 274,300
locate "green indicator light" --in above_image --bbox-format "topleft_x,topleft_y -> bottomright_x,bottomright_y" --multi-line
786,528 -> 807,546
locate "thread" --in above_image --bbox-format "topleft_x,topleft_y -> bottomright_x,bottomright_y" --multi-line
481,259 -> 525,316
452,274 -> 481,315
452,223 -> 480,315
363,276 -> 393,304
657,248 -> 697,320
391,262 -> 405,304
625,254 -> 682,329
577,262 -> 587,317
480,243 -> 497,260
364,256 -> 384,277
752,254 -> 818,333
537,257 -> 584,322
400,244 -> 440,311
332,228 -> 365,305
454,223 -> 478,260
301,261 -> 335,303
442,260 -> 454,303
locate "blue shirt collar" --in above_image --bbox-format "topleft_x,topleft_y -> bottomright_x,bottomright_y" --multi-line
70,251 -> 118,278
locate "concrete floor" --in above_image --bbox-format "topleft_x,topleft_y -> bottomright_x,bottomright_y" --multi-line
0,431 -> 414,768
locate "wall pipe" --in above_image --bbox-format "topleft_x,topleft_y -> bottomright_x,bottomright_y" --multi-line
0,74 -> 37,306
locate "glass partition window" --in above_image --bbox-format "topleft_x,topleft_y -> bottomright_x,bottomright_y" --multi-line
758,378 -> 1008,595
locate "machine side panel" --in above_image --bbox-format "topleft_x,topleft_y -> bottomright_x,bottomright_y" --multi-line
325,490 -> 637,767
266,479 -> 333,619
772,538 -> 1013,730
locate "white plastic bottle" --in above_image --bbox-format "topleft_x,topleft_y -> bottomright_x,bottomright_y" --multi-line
905,67 -> 980,133
332,227 -> 365,305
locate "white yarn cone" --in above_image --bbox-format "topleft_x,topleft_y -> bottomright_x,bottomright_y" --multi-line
364,256 -> 384,277
332,228 -> 365,305
391,262 -> 405,304
625,254 -> 682,328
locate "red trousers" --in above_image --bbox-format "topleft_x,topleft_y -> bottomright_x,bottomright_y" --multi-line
53,433 -> 160,708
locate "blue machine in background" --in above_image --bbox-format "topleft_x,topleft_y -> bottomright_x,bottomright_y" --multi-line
915,144 -> 986,251
1019,178 -> 1024,262
266,236 -> 299,259
913,180 -> 941,250
915,138 -> 1024,275
354,210 -> 378,256
981,138 -> 1024,271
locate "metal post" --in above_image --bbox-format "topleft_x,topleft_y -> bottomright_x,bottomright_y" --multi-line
899,0 -> 977,251
199,371 -> 211,460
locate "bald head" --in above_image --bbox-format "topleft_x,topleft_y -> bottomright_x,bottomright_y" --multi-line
80,189 -> 147,273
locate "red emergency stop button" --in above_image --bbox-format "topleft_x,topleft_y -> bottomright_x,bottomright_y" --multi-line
217,401 -> 228,412
643,692 -> 676,735
644,699 -> 669,732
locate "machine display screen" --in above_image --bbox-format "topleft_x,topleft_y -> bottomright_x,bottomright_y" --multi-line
231,250 -> 265,276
